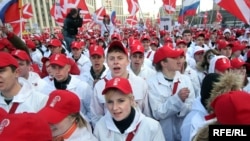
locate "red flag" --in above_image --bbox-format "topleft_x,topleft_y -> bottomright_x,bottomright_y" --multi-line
216,10 -> 222,23
126,15 -> 137,26
50,0 -> 90,26
215,0 -> 250,24
126,0 -> 139,15
95,6 -> 107,20
162,0 -> 176,14
203,11 -> 208,25
22,3 -> 33,19
8,19 -> 25,35
4,0 -> 21,23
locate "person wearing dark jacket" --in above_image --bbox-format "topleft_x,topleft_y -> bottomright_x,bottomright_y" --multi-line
63,8 -> 83,52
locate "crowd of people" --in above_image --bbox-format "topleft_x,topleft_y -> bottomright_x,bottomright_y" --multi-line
0,7 -> 250,141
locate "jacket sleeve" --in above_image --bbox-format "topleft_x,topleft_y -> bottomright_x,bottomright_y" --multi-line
152,122 -> 166,141
141,82 -> 152,118
90,84 -> 105,127
147,79 -> 185,120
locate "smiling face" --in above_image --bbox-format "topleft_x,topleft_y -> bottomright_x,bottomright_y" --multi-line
107,51 -> 129,78
105,89 -> 134,121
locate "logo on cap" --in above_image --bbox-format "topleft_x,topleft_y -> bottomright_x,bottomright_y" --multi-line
113,78 -> 120,86
222,58 -> 227,64
49,96 -> 61,107
94,45 -> 98,51
0,119 -> 10,134
54,54 -> 60,61
15,50 -> 20,55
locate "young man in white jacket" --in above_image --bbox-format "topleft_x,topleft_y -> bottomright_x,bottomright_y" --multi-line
0,52 -> 48,113
147,46 -> 195,141
90,41 -> 152,127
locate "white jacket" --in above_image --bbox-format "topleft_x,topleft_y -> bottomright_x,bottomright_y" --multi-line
69,54 -> 91,75
30,49 -> 43,70
144,49 -> 155,62
51,75 -> 92,122
27,71 -> 54,95
0,78 -> 48,113
90,70 -> 152,126
128,64 -> 156,81
184,66 -> 201,98
94,107 -> 165,141
80,64 -> 109,88
180,97 -> 208,141
64,125 -> 98,141
147,71 -> 195,141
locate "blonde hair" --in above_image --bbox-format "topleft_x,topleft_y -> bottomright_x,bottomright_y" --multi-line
70,113 -> 87,128
192,121 -> 219,141
104,89 -> 136,107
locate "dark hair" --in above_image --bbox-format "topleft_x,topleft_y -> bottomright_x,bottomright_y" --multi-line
9,65 -> 18,72
182,29 -> 192,36
196,49 -> 219,72
107,46 -> 126,55
67,8 -> 79,18
103,15 -> 110,24
154,59 -> 167,72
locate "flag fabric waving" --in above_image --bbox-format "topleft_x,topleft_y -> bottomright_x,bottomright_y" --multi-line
110,10 -> 116,26
162,0 -> 176,14
216,10 -> 222,23
126,15 -> 138,26
215,0 -> 250,24
178,0 -> 200,24
0,0 -> 21,23
126,0 -> 139,15
95,6 -> 107,20
22,3 -> 33,19
203,11 -> 208,25
50,0 -> 90,26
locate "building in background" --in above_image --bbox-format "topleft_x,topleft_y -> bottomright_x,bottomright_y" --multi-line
21,0 -> 96,33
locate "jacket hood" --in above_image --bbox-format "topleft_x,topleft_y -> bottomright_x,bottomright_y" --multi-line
206,71 -> 244,113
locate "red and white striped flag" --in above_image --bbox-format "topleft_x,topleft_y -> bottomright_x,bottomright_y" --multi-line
22,3 -> 33,19
216,10 -> 222,23
95,6 -> 107,20
126,0 -> 139,15
162,0 -> 176,14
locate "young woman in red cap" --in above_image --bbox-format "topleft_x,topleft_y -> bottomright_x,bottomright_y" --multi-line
94,77 -> 165,141
38,90 -> 97,141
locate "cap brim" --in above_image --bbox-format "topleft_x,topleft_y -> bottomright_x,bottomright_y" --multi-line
90,52 -> 103,56
108,41 -> 127,55
38,107 -> 67,124
50,61 -> 66,67
102,86 -> 130,95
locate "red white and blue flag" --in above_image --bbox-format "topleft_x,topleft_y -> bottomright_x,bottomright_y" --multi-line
178,0 -> 200,24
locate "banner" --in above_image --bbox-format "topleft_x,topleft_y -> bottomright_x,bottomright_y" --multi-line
160,16 -> 172,32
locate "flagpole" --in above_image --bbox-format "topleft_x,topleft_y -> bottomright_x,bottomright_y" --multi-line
19,0 -> 23,38
209,0 -> 214,27
181,0 -> 184,25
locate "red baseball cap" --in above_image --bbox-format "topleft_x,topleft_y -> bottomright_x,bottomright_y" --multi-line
232,41 -> 245,53
164,37 -> 173,43
217,40 -> 233,50
130,42 -> 144,54
107,41 -> 128,56
102,77 -> 133,95
89,45 -> 105,56
70,41 -> 82,49
176,40 -> 187,46
48,39 -> 62,47
210,90 -> 250,124
0,52 -> 19,68
230,58 -> 246,69
111,33 -> 121,40
11,49 -> 31,62
49,54 -> 69,67
215,57 -> 231,72
153,46 -> 185,64
0,110 -> 52,141
140,35 -> 150,41
37,90 -> 80,124
25,39 -> 36,49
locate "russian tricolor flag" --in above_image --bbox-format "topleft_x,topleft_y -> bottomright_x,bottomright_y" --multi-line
178,0 -> 200,24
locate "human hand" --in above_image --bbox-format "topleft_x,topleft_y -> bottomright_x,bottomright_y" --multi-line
178,87 -> 190,102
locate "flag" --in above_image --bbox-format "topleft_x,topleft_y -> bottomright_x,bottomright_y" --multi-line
203,11 -> 208,25
178,0 -> 200,24
145,18 -> 152,29
95,6 -> 107,20
162,0 -> 176,14
215,0 -> 250,24
50,0 -> 90,26
0,0 -> 21,23
126,15 -> 137,26
216,10 -> 222,23
22,3 -> 33,19
126,0 -> 139,15
110,10 -> 116,25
